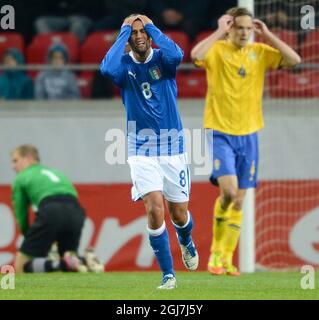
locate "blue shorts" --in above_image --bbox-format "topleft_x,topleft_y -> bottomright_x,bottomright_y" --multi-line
206,130 -> 259,189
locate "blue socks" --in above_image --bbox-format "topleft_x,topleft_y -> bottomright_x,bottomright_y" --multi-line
148,222 -> 174,277
148,212 -> 193,277
173,211 -> 193,246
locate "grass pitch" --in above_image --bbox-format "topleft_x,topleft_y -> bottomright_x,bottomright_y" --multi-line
0,271 -> 317,300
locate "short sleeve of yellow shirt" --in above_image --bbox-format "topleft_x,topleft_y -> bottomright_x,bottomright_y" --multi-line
261,43 -> 283,70
197,41 -> 283,135
194,45 -> 215,69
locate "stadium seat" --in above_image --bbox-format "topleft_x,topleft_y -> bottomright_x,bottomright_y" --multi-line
78,71 -> 118,99
112,85 -> 121,97
255,29 -> 298,50
162,31 -> 190,61
300,30 -> 319,63
77,72 -> 94,99
271,29 -> 298,50
27,32 -> 80,64
80,31 -> 119,64
177,70 -> 207,98
265,70 -> 282,96
80,31 -> 118,84
269,70 -> 319,98
0,32 -> 24,58
192,30 -> 214,48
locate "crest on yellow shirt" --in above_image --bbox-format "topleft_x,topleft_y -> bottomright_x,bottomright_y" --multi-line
249,51 -> 257,61
249,160 -> 256,181
214,159 -> 220,171
238,65 -> 246,78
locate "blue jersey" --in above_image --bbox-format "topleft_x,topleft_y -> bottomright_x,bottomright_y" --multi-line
100,24 -> 185,157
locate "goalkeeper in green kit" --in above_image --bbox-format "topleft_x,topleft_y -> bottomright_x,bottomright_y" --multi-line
10,144 -> 101,273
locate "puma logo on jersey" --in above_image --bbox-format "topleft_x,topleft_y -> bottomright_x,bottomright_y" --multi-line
181,191 -> 188,197
128,71 -> 136,79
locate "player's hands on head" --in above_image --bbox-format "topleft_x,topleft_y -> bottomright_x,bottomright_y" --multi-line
137,15 -> 153,26
218,15 -> 234,34
122,16 -> 139,28
253,19 -> 270,37
121,15 -> 153,28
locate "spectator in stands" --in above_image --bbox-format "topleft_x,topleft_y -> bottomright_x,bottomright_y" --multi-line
0,48 -> 34,100
148,0 -> 211,41
255,0 -> 319,31
93,0 -> 151,31
34,0 -> 103,42
35,44 -> 80,100
255,0 -> 291,30
255,0 -> 319,43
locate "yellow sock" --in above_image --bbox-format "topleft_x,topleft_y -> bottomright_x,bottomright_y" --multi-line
210,198 -> 231,255
223,206 -> 243,267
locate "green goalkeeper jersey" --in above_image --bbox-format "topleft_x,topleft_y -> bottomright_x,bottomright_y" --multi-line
12,164 -> 78,235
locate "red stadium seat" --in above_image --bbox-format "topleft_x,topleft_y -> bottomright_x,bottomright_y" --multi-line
112,85 -> 121,97
192,30 -> 214,47
270,29 -> 298,50
177,70 -> 207,98
255,29 -> 298,51
27,32 -> 80,64
269,70 -> 319,98
81,30 -> 122,98
78,71 -> 119,99
265,70 -> 282,96
300,30 -> 319,63
80,31 -> 119,86
162,31 -> 190,61
0,32 -> 24,58
77,72 -> 94,98
80,31 -> 119,64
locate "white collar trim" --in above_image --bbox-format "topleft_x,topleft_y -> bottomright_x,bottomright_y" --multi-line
129,48 -> 153,64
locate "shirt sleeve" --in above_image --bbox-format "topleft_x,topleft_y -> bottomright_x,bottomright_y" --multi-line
100,25 -> 131,87
194,59 -> 205,68
261,43 -> 283,70
144,24 -> 184,67
193,44 -> 216,69
12,178 -> 29,235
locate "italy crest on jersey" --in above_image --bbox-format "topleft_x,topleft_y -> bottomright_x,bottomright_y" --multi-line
149,66 -> 162,80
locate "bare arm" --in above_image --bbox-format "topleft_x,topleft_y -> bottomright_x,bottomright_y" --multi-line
191,15 -> 233,61
253,19 -> 301,68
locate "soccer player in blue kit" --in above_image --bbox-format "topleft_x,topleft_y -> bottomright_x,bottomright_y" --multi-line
100,14 -> 199,289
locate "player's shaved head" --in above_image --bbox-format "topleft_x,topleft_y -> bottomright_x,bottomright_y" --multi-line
12,145 -> 40,162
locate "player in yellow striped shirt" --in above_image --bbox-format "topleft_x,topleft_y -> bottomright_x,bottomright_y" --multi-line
191,7 -> 301,276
